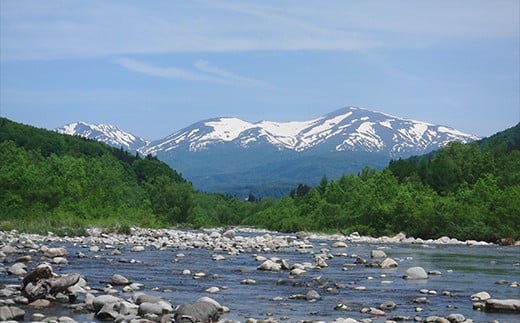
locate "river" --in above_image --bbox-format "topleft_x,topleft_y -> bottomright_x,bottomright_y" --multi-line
1,229 -> 519,322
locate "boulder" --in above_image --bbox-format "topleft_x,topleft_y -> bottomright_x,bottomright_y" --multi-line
92,295 -> 121,312
174,300 -> 220,323
379,257 -> 398,268
111,274 -> 130,285
403,266 -> 428,280
379,300 -> 397,311
8,263 -> 27,276
0,306 -> 25,321
96,303 -> 119,321
305,290 -> 321,301
43,247 -> 68,258
222,229 -> 236,239
331,241 -> 348,248
471,291 -> 491,301
257,259 -> 281,271
371,250 -> 387,258
446,313 -> 466,322
485,299 -> 520,313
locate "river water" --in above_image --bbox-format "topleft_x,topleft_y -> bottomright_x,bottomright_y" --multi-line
2,231 -> 520,322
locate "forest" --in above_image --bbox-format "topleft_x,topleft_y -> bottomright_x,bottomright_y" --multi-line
1,117 -> 519,242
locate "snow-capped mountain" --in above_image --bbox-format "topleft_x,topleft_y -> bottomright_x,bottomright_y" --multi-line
140,107 -> 479,157
56,121 -> 149,152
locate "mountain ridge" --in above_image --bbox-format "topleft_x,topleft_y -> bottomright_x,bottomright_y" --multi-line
56,106 -> 480,197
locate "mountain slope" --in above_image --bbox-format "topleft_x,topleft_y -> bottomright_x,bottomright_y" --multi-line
135,107 -> 478,197
139,107 -> 478,157
56,121 -> 149,152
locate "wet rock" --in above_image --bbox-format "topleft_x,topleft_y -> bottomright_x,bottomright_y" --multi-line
485,298 -> 520,313
361,307 -> 385,316
28,299 -> 51,307
1,245 -> 17,254
379,257 -> 398,268
139,302 -> 166,315
290,268 -> 307,276
305,290 -> 321,301
205,286 -> 220,294
370,250 -> 387,258
379,300 -> 396,311
131,246 -> 145,252
92,295 -> 121,312
257,259 -> 281,271
471,291 -> 491,301
446,313 -> 465,322
134,293 -> 163,305
240,279 -> 257,285
222,229 -> 236,239
0,306 -> 25,321
424,316 -> 450,323
43,246 -> 68,258
111,274 -> 130,285
403,266 -> 428,280
52,256 -> 69,264
96,303 -> 119,320
15,255 -> 32,263
174,300 -> 220,323
331,241 -> 348,248
119,300 -> 139,315
8,263 -> 27,276
212,254 -> 226,261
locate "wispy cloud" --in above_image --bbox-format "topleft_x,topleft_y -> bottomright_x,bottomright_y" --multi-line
114,58 -> 272,87
2,1 -> 516,61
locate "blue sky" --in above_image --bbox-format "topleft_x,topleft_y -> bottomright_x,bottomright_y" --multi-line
1,0 -> 519,139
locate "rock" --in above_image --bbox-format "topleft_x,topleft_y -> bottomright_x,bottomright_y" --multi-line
92,295 -> 121,312
471,291 -> 491,301
403,266 -> 428,280
0,306 -> 25,321
446,313 -> 466,322
89,245 -> 100,252
119,301 -> 139,316
139,302 -> 168,315
1,245 -> 17,254
257,259 -> 281,271
134,293 -> 163,305
305,290 -> 321,301
52,256 -> 68,264
222,229 -> 236,239
240,279 -> 257,285
8,263 -> 27,276
212,254 -> 226,261
379,257 -> 398,268
111,274 -> 130,285
379,300 -> 397,311
371,250 -> 387,258
174,300 -> 220,323
15,255 -> 32,263
28,299 -> 51,307
205,286 -> 220,294
331,241 -> 348,248
131,246 -> 145,252
96,303 -> 119,320
43,247 -> 68,258
485,299 -> 520,313
361,307 -> 385,316
290,268 -> 307,276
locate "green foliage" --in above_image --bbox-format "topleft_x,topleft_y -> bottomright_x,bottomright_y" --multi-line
1,117 -> 519,242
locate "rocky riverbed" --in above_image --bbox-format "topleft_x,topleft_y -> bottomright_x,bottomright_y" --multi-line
1,227 -> 519,322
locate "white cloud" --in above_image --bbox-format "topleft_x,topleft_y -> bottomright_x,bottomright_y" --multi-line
0,0 -> 518,61
114,57 -> 271,87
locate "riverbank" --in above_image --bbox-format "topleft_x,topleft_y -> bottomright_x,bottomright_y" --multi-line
1,227 -> 519,322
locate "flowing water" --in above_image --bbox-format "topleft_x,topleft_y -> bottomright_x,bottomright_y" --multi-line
2,232 -> 520,322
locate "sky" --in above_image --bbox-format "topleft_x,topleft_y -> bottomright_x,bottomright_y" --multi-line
1,0 -> 519,140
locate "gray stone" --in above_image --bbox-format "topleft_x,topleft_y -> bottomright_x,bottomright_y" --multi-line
92,295 -> 121,312
0,306 -> 25,321
471,291 -> 491,301
43,247 -> 68,258
96,303 -> 119,320
379,300 -> 397,310
111,274 -> 130,285
222,229 -> 236,239
331,241 -> 348,248
174,300 -> 220,323
7,263 -> 27,276
485,298 -> 520,313
371,249 -> 387,258
119,301 -> 139,316
403,266 -> 428,280
139,302 -> 164,315
257,259 -> 281,271
379,257 -> 398,268
305,289 -> 321,301
446,313 -> 466,322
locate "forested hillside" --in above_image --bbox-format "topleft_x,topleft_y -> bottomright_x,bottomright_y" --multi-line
241,123 -> 520,242
1,118 -> 519,242
0,117 -> 193,234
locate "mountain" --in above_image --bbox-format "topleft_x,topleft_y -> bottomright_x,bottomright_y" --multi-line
56,121 -> 149,152
137,107 -> 479,197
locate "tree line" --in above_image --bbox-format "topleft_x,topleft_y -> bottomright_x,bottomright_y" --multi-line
1,117 -> 518,242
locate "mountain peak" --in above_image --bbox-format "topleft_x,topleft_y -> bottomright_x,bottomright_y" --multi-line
56,122 -> 149,152
139,107 -> 479,156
